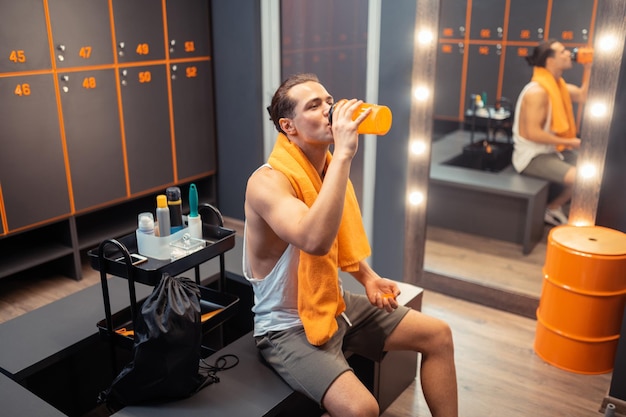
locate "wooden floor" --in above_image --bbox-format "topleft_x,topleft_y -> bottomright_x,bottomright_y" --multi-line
0,250 -> 615,417
382,290 -> 612,417
424,224 -> 550,298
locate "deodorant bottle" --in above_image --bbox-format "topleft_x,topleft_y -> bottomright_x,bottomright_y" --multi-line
155,194 -> 171,237
137,212 -> 155,235
166,187 -> 184,233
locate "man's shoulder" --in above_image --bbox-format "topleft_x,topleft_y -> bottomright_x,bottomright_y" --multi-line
526,82 -> 548,95
247,165 -> 294,200
522,83 -> 549,103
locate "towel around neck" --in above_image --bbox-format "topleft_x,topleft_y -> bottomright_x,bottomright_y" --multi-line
267,133 -> 371,346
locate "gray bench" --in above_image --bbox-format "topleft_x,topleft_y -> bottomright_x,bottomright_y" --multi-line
428,130 -> 549,254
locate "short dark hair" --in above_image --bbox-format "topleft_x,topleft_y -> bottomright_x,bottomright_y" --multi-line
267,73 -> 319,133
525,39 -> 559,67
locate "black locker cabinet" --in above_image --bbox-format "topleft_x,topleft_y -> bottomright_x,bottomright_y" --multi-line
0,74 -> 70,230
465,0 -> 506,108
469,0 -> 506,42
58,69 -> 127,211
439,0 -> 467,40
0,1 -> 51,73
501,46 -> 534,109
166,0 -> 211,59
434,43 -> 465,119
436,0 -> 467,119
112,0 -> 166,64
465,43 -> 501,110
170,61 -> 217,180
507,0 -> 549,42
549,0 -> 595,44
47,0 -> 114,68
166,0 -> 216,181
118,64 -> 173,193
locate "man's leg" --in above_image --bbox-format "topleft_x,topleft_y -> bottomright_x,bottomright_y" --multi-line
548,166 -> 576,210
322,371 -> 379,417
383,309 -> 458,417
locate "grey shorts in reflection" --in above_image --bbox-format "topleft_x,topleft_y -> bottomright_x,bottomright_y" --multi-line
254,291 -> 410,406
522,150 -> 577,184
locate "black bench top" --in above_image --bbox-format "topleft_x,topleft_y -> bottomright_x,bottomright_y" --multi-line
0,277 -> 153,380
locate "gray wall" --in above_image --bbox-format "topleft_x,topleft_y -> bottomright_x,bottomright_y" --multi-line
211,0 -> 265,220
372,1 -> 417,279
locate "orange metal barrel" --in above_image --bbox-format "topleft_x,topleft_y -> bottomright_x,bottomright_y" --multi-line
534,225 -> 626,374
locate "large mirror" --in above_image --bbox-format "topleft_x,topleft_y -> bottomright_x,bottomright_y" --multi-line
417,0 -> 626,316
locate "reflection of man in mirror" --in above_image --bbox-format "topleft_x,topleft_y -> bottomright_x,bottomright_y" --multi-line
512,39 -> 591,226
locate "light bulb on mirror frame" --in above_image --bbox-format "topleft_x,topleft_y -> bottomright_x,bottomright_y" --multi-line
417,29 -> 434,45
579,163 -> 597,180
589,102 -> 608,118
410,140 -> 427,155
408,191 -> 424,206
413,86 -> 430,101
597,34 -> 619,52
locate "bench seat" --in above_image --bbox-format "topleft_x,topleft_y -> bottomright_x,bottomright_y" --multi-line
428,130 -> 549,254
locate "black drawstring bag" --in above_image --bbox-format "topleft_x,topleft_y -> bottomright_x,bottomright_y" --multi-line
99,274 -> 212,407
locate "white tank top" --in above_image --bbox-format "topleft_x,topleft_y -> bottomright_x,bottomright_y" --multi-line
512,81 -> 556,172
242,164 -> 302,336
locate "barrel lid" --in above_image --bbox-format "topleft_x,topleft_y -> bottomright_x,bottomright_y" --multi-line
551,225 -> 626,255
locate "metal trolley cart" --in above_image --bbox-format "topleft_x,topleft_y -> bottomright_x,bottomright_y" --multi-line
88,204 -> 239,354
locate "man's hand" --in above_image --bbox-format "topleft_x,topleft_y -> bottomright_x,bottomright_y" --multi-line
365,277 -> 401,312
330,99 -> 370,159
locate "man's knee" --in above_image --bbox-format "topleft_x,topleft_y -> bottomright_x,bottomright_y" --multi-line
564,166 -> 577,185
425,319 -> 454,356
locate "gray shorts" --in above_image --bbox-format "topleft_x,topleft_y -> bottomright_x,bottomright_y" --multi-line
522,150 -> 577,184
254,291 -> 410,406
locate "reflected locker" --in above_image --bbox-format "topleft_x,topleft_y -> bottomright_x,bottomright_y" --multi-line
548,0 -> 595,44
436,0 -> 466,118
507,0 -> 548,42
0,74 -> 70,229
439,0 -> 467,40
501,46 -> 534,109
435,42 -> 464,118
465,44 -> 501,109
469,0 -> 505,42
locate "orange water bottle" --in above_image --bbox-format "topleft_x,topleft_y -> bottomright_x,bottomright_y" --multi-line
329,100 -> 393,135
571,47 -> 593,64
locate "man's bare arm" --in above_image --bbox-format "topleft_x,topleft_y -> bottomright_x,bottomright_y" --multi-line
518,86 -> 580,148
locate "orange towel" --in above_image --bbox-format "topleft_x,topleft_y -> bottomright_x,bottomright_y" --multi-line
268,133 -> 371,346
532,67 -> 577,140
